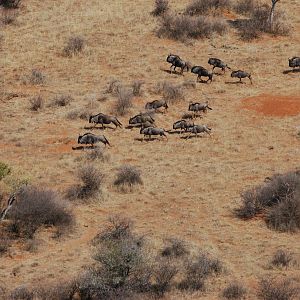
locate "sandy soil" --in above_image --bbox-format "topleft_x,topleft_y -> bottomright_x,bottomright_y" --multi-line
0,0 -> 300,299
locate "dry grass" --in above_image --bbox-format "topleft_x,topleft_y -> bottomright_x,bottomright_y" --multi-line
114,86 -> 133,116
24,69 -> 45,85
160,238 -> 189,258
29,95 -> 44,111
0,0 -> 21,9
185,0 -> 231,16
151,0 -> 169,16
155,81 -> 184,103
0,161 -> 11,180
222,282 -> 247,299
50,95 -> 73,107
270,250 -> 294,269
63,36 -> 85,57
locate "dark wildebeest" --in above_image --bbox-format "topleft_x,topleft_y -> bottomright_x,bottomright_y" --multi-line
89,113 -> 122,129
187,125 -> 212,138
173,120 -> 194,132
145,100 -> 168,113
208,58 -> 231,73
166,54 -> 189,74
230,70 -> 252,84
289,57 -> 300,69
188,101 -> 212,117
129,113 -> 155,126
77,133 -> 110,147
191,66 -> 213,83
140,127 -> 167,140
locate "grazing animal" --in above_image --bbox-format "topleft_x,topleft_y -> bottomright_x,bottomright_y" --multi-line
145,100 -> 168,113
188,101 -> 212,116
187,125 -> 212,137
289,57 -> 300,69
208,58 -> 231,73
191,66 -> 213,83
129,113 -> 155,125
89,113 -> 122,129
173,120 -> 194,132
167,54 -> 189,74
77,133 -> 110,147
140,127 -> 167,140
231,70 -> 252,84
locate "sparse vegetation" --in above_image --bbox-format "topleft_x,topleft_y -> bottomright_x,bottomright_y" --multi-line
67,165 -> 104,200
258,277 -> 299,300
114,86 -> 133,116
63,36 -> 85,57
66,108 -> 91,120
0,238 -> 11,256
155,81 -> 184,103
1,10 -> 17,25
50,95 -> 73,107
222,282 -> 247,299
105,79 -> 122,95
114,165 -> 142,191
235,3 -> 290,41
161,238 -> 189,258
270,250 -> 294,269
236,171 -> 300,232
85,147 -> 109,162
157,13 -> 228,41
234,0 -> 256,16
184,0 -> 231,16
0,162 -> 11,180
151,0 -> 169,16
131,80 -> 144,96
25,69 -> 45,85
29,96 -> 44,111
7,185 -> 74,238
0,0 -> 21,9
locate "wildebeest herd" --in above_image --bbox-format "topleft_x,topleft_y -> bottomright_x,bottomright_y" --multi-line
75,54 -> 299,148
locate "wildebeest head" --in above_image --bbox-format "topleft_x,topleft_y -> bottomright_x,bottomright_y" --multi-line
164,102 -> 169,110
78,134 -> 83,144
167,54 -> 179,63
89,115 -> 94,123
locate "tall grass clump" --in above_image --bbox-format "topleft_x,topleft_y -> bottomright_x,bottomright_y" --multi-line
114,165 -> 142,192
0,0 -> 21,9
185,0 -> 231,16
236,171 -> 300,232
114,86 -> 133,116
151,0 -> 169,16
7,185 -> 74,238
63,36 -> 85,57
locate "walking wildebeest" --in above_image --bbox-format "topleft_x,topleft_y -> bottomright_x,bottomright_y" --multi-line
188,101 -> 212,116
77,133 -> 110,147
230,70 -> 252,84
140,127 -> 167,140
166,54 -> 189,74
208,58 -> 231,73
129,113 -> 155,126
173,120 -> 194,132
145,100 -> 168,113
187,125 -> 212,138
191,66 -> 213,83
289,57 -> 300,69
89,113 -> 122,129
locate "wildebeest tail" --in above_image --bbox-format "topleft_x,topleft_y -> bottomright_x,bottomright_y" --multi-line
207,106 -> 212,110
104,136 -> 111,146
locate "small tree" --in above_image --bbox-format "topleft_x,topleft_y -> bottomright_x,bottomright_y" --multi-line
269,0 -> 280,31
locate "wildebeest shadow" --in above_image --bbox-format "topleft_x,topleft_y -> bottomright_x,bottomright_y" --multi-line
166,130 -> 184,135
225,81 -> 246,85
283,69 -> 300,74
72,145 -> 97,150
197,80 -> 211,84
161,69 -> 183,76
180,135 -> 204,140
134,137 -> 165,142
125,125 -> 140,129
84,125 -> 115,130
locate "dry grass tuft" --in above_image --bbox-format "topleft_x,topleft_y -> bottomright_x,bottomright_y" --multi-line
0,238 -> 11,256
24,69 -> 45,85
155,81 -> 184,103
161,238 -> 189,258
157,13 -> 228,41
10,285 -> 33,300
114,165 -> 142,192
131,80 -> 145,96
222,282 -> 247,299
67,165 -> 104,201
29,96 -> 44,111
258,277 -> 299,300
63,36 -> 85,57
151,0 -> 169,17
7,185 -> 74,238
185,0 -> 231,16
114,87 -> 133,116
85,148 -> 109,162
0,0 -> 21,9
270,250 -> 294,269
1,9 -> 17,25
234,0 -> 256,16
66,108 -> 91,121
50,95 -> 73,107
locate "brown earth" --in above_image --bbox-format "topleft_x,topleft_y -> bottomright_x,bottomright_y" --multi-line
0,0 -> 300,299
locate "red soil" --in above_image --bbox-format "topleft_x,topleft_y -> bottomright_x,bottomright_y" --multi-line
241,94 -> 300,117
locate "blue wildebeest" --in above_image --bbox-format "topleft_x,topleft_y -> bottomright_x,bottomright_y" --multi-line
89,113 -> 122,129
77,133 -> 110,147
208,58 -> 231,73
231,70 -> 252,84
187,125 -> 212,138
140,127 -> 167,140
191,66 -> 213,83
173,120 -> 194,132
129,113 -> 155,126
188,101 -> 212,117
145,100 -> 168,113
289,57 -> 300,69
166,54 -> 189,74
